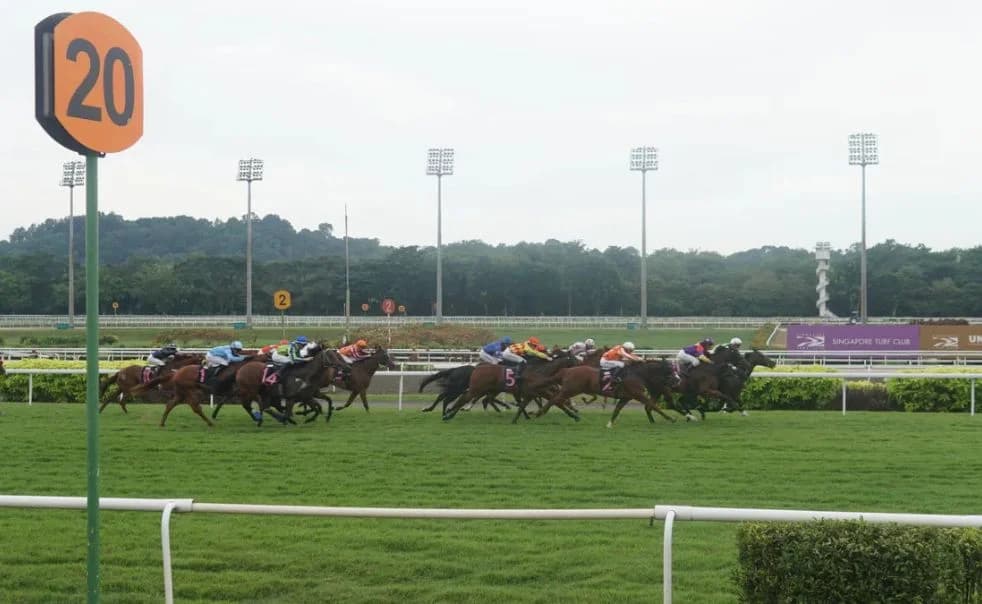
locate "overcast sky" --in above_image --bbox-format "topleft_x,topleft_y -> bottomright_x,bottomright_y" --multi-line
3,0 -> 980,254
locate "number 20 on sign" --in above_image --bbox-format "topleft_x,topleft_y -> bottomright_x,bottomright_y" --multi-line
35,12 -> 144,155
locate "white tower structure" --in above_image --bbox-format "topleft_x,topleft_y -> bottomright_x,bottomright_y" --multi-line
815,242 -> 837,318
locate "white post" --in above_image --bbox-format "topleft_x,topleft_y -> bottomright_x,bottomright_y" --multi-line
28,373 -> 33,405
161,501 -> 178,604
662,509 -> 675,604
841,380 -> 847,415
972,379 -> 976,417
209,394 -> 214,409
398,372 -> 404,412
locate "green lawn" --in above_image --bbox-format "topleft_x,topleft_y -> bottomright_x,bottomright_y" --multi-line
0,326 -> 759,350
3,404 -> 976,603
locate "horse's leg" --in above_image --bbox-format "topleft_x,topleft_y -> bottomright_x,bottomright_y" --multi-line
336,391 -> 358,411
211,399 -> 227,420
443,391 -> 474,421
189,400 -> 214,428
313,397 -> 334,423
421,394 -> 442,412
359,390 -> 369,413
556,400 -> 581,422
606,399 -> 631,429
640,392 -> 676,423
159,399 -> 180,428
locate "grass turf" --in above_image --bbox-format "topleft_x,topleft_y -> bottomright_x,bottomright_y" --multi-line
2,403 -> 977,603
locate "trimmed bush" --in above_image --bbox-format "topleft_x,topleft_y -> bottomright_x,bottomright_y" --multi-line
735,521 -> 982,603
846,380 -> 895,411
741,366 -> 841,410
0,360 -> 132,403
887,369 -> 975,413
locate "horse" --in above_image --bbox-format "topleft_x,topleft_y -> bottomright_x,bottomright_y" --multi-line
673,345 -> 766,420
531,360 -> 678,427
330,347 -> 398,412
0,356 -> 5,376
133,354 -> 262,428
716,348 -> 777,416
232,346 -> 336,426
98,353 -> 202,413
419,365 -> 513,415
442,355 -> 576,421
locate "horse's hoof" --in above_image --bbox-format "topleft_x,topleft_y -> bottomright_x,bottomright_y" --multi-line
606,421 -> 613,429
740,410 -> 749,417
573,415 -> 581,423
686,414 -> 698,422
252,411 -> 262,421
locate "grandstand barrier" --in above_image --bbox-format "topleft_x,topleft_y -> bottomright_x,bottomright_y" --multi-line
0,495 -> 980,604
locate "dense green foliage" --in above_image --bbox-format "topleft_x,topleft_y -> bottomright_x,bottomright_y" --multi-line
735,521 -> 982,603
1,407 -> 981,602
2,213 -> 980,316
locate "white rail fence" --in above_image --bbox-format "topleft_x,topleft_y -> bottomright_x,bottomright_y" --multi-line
2,369 -> 979,414
0,495 -> 980,604
5,346 -> 982,367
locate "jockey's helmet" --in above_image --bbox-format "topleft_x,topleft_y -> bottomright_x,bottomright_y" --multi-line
528,336 -> 541,347
700,337 -> 715,347
355,339 -> 368,348
231,341 -> 243,350
295,335 -> 308,344
501,336 -> 513,345
730,337 -> 743,347
623,342 -> 635,352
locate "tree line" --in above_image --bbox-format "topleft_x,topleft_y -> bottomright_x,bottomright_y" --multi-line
0,214 -> 979,317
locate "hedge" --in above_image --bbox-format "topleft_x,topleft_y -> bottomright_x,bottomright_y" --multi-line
887,368 -> 976,413
735,521 -> 982,603
739,366 -> 841,410
0,360 -> 132,404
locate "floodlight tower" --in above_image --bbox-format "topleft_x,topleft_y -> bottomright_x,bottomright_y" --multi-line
426,148 -> 454,323
60,160 -> 85,326
630,147 -> 658,327
237,158 -> 264,325
848,133 -> 877,323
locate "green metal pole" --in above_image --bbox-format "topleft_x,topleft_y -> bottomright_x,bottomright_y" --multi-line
85,154 -> 100,603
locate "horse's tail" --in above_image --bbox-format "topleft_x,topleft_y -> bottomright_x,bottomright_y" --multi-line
99,371 -> 118,398
418,368 -> 456,393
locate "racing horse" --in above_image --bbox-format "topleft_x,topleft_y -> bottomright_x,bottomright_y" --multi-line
673,345 -> 765,420
330,347 -> 398,412
133,353 -> 262,428
442,355 -> 576,421
232,345 -> 336,426
98,353 -> 203,413
716,348 -> 777,416
530,360 -> 678,427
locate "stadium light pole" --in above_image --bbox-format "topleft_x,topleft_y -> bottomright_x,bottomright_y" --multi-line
60,160 -> 85,327
237,158 -> 263,326
848,133 -> 877,324
344,203 -> 351,340
630,147 -> 658,328
426,148 -> 454,323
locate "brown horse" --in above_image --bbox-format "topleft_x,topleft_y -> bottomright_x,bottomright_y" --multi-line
673,345 -> 748,421
329,347 -> 397,412
98,353 -> 202,413
0,356 -> 5,376
531,360 -> 678,427
442,356 -> 576,421
134,355 -> 261,427
232,347 -> 337,426
678,347 -> 776,419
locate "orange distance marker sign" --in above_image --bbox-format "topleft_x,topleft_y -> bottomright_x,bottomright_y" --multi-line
35,12 -> 143,155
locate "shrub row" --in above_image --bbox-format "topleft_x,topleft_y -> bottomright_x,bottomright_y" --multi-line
0,360 -> 133,403
735,521 -> 982,602
16,334 -> 120,347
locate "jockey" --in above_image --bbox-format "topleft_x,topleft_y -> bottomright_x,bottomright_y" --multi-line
567,338 -> 597,361
272,336 -> 313,366
677,337 -> 715,374
147,343 -> 178,368
478,336 -> 512,365
728,337 -> 743,350
338,339 -> 372,365
204,341 -> 247,372
503,337 -> 551,366
600,342 -> 642,377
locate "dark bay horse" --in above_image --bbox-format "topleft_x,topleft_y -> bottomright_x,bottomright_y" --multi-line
442,356 -> 575,421
98,353 -> 202,413
330,348 -> 397,412
674,346 -> 775,420
532,360 -> 678,427
419,365 -> 513,415
233,346 -> 336,426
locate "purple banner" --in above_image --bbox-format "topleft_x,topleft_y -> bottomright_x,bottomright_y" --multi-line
787,325 -> 921,351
